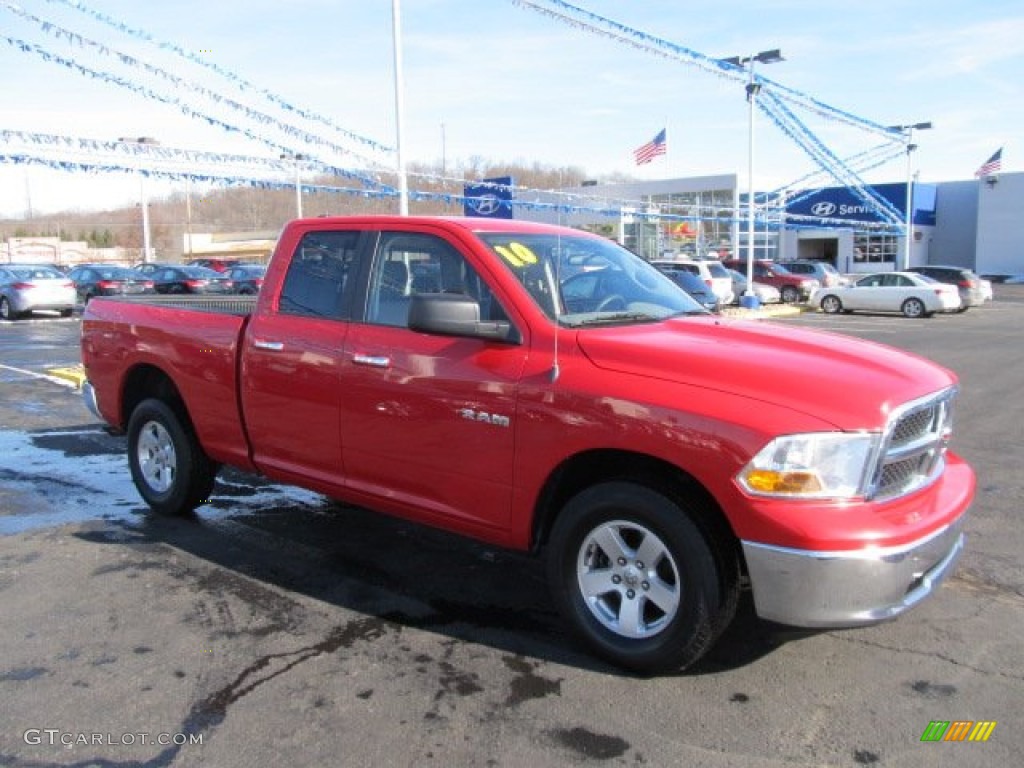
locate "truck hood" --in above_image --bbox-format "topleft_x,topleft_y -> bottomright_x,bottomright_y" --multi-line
575,316 -> 956,430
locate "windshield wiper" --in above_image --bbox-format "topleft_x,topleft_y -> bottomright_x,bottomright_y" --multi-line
574,312 -> 662,326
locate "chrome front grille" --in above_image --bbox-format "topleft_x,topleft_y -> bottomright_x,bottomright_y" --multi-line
868,389 -> 955,500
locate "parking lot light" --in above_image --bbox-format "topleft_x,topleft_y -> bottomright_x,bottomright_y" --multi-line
888,122 -> 932,271
721,50 -> 785,309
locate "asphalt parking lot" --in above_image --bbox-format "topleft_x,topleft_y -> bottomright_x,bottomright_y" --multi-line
0,289 -> 1021,767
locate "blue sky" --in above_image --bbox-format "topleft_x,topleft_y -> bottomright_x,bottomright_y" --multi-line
1,0 -> 1022,217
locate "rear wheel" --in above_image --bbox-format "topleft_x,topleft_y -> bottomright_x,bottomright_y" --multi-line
781,285 -> 800,303
547,481 -> 739,674
127,398 -> 217,516
820,295 -> 843,314
0,296 -> 19,321
902,297 -> 926,318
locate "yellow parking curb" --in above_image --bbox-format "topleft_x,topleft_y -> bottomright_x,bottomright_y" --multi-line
46,365 -> 86,389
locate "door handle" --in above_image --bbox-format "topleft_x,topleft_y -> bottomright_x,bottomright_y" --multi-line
352,353 -> 391,368
252,339 -> 284,351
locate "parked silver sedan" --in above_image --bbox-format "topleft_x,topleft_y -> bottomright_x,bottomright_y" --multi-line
0,264 -> 77,320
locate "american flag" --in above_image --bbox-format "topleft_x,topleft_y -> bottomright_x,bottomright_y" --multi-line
974,148 -> 1002,177
634,129 -> 667,165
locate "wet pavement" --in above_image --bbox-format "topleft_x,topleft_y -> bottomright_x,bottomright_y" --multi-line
0,306 -> 1020,767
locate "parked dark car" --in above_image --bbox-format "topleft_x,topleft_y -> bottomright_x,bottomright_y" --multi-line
651,263 -> 719,312
187,258 -> 243,274
67,265 -> 155,304
907,265 -> 985,311
225,264 -> 267,294
150,266 -> 233,294
132,263 -> 165,277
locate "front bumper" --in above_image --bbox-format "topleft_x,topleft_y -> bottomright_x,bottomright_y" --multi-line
742,516 -> 965,628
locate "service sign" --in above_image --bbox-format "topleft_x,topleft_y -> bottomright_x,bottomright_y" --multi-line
787,182 -> 936,227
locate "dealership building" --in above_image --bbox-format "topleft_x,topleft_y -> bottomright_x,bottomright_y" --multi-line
512,171 -> 1021,278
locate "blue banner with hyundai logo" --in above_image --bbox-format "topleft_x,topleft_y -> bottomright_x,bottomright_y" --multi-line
464,176 -> 514,219
788,182 -> 936,226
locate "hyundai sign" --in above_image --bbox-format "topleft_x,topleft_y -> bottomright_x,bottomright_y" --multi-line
464,176 -> 514,219
788,182 -> 936,227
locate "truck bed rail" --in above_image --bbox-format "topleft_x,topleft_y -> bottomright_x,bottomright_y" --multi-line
99,294 -> 257,315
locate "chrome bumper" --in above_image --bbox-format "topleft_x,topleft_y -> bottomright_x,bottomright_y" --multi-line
741,517 -> 965,628
82,380 -> 103,421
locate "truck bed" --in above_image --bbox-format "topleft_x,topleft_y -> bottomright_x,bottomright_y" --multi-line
82,295 -> 255,470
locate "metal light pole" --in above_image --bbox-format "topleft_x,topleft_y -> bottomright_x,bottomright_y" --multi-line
118,136 -> 160,263
280,153 -> 307,218
184,174 -> 194,257
722,50 -> 784,309
888,121 -> 932,270
392,0 -> 409,215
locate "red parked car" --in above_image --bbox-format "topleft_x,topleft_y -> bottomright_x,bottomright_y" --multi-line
723,259 -> 819,303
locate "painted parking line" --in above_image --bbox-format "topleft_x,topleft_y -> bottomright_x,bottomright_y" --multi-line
45,366 -> 87,389
0,362 -> 81,389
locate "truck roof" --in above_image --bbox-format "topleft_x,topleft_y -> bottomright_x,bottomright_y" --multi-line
290,215 -> 597,237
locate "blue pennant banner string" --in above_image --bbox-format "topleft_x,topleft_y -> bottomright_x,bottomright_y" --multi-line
1,4 -> 384,168
758,93 -> 904,226
514,0 -> 902,141
0,129 -> 389,190
775,143 -> 906,199
42,0 -> 392,155
0,34 -> 395,185
3,149 -> 777,226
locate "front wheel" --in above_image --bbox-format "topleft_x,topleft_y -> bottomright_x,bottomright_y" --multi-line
820,295 -> 843,314
781,285 -> 800,303
547,482 -> 738,674
127,398 -> 217,516
902,297 -> 926,318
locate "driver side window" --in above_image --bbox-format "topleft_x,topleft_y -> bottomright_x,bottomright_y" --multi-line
366,232 -> 508,328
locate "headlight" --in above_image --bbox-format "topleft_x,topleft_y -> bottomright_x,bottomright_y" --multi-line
738,432 -> 879,499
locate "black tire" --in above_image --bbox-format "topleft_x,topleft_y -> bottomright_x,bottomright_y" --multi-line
0,296 -> 19,321
60,309 -> 73,318
820,295 -> 843,314
902,297 -> 926,318
547,481 -> 738,674
781,285 -> 800,304
127,398 -> 217,516
956,305 -> 969,313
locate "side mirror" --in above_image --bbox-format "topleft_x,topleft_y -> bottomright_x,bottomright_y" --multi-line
408,293 -> 519,343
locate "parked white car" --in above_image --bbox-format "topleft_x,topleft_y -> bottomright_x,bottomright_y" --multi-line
812,271 -> 961,318
650,258 -> 734,305
980,278 -> 993,302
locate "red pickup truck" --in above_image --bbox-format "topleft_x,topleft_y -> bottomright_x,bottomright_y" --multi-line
81,216 -> 974,673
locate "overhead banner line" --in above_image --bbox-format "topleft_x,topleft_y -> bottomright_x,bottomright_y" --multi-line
0,3 -> 383,167
41,0 -> 392,155
511,0 -> 902,139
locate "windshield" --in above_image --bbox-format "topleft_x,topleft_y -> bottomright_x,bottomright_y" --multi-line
478,233 -> 705,326
10,266 -> 63,280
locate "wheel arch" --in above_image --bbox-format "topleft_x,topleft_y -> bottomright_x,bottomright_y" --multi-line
120,363 -> 188,428
530,449 -> 741,565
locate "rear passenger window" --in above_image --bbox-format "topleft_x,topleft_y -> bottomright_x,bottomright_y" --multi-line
279,231 -> 361,319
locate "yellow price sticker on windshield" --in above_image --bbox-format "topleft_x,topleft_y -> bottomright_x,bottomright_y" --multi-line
495,242 -> 539,268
